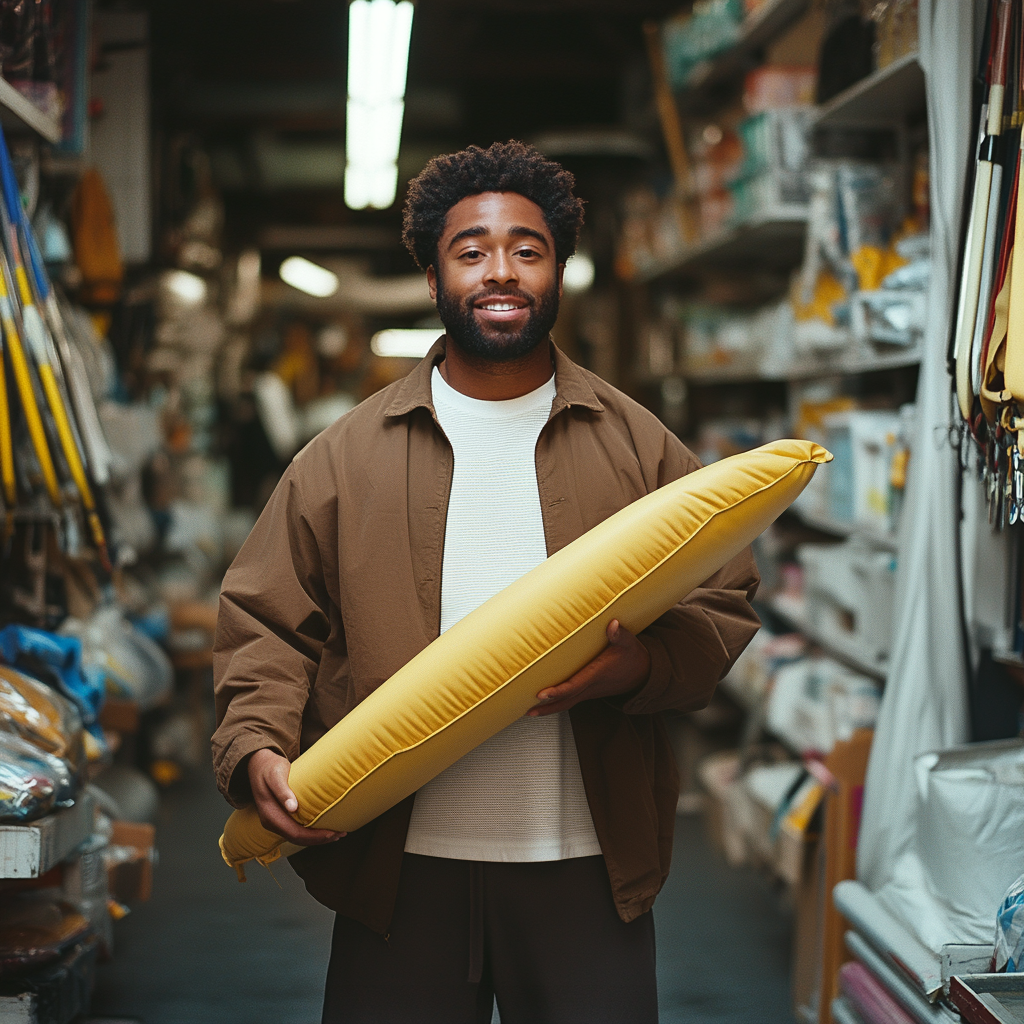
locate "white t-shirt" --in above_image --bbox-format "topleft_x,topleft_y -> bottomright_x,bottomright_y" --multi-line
403,366 -> 602,862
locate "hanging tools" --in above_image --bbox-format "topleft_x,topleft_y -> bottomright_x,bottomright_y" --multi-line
0,219 -> 62,509
955,0 -> 1013,423
0,129 -> 109,569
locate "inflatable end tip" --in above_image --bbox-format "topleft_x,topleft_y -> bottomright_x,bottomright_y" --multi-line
219,833 -> 248,881
810,445 -> 833,465
256,848 -> 283,869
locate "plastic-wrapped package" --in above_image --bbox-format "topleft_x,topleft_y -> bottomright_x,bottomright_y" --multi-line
0,665 -> 83,762
663,0 -> 742,88
915,740 -> 1024,946
0,725 -> 82,823
0,626 -> 104,730
60,606 -> 172,711
995,874 -> 1024,972
0,893 -> 91,976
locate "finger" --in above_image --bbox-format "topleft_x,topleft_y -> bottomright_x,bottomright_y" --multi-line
607,618 -> 621,642
528,695 -> 579,717
257,798 -> 345,844
266,763 -> 299,813
536,661 -> 601,703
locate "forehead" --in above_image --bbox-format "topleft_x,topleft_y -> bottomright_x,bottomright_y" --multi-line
441,191 -> 552,243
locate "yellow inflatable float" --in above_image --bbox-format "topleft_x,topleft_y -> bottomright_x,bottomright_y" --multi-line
220,438 -> 831,874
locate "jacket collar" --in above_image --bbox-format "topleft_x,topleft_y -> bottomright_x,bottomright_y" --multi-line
383,335 -> 605,419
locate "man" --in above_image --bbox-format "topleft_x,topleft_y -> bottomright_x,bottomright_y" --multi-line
213,141 -> 760,1024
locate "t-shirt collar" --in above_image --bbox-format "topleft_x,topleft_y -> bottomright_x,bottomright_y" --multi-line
383,335 -> 605,419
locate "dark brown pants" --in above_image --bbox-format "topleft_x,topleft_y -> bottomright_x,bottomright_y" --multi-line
321,853 -> 658,1024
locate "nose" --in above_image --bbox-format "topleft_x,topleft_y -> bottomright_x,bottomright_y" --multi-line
484,248 -> 518,287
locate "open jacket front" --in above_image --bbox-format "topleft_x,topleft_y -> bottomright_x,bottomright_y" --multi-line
212,338 -> 761,933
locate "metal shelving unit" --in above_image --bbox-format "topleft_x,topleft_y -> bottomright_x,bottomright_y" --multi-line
0,794 -> 94,880
635,206 -> 808,283
0,80 -> 61,144
814,53 -> 925,130
680,345 -> 922,385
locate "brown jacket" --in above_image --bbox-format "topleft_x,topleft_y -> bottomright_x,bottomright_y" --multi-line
212,339 -> 760,933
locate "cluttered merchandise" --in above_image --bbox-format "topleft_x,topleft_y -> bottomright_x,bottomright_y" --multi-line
0,0 -> 1022,1022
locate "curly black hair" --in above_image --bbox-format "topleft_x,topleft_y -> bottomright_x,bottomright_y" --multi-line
402,140 -> 585,271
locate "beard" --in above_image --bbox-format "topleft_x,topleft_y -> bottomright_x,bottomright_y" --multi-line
435,273 -> 560,363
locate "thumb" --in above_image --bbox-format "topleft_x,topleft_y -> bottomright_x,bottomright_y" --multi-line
269,763 -> 299,814
607,619 -> 623,643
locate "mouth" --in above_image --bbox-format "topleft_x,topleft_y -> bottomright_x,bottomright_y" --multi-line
472,295 -> 530,325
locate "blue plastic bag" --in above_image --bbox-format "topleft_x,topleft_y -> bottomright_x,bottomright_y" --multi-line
0,626 -> 105,728
995,874 -> 1024,972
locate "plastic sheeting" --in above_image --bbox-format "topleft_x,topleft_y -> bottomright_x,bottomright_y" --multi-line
915,740 -> 1024,945
857,0 -> 974,894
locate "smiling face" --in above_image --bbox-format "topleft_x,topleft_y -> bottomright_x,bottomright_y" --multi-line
427,191 -> 564,363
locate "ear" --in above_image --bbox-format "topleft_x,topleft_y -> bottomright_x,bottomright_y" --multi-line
557,263 -> 565,299
426,265 -> 438,302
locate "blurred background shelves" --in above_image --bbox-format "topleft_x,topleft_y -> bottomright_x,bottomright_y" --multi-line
791,507 -> 899,552
767,593 -> 889,681
676,0 -> 812,114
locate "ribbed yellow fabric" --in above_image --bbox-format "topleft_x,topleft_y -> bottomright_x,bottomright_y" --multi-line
219,439 -> 831,873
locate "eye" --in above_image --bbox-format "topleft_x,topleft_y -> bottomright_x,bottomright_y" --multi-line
459,248 -> 484,260
516,247 -> 539,258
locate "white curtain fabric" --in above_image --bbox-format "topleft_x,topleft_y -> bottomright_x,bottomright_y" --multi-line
856,0 -> 975,891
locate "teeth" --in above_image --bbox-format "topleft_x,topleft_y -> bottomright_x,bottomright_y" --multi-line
482,303 -> 519,311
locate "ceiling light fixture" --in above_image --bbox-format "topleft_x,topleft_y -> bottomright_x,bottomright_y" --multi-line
280,256 -> 340,298
370,328 -> 439,358
345,0 -> 415,211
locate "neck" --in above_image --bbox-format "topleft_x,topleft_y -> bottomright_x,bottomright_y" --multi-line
438,337 -> 554,400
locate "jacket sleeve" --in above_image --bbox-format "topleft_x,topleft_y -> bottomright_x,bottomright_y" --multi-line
623,437 -> 761,716
211,464 -> 332,807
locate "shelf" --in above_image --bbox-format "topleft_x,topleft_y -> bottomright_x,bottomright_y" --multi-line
636,206 -> 807,282
790,508 -> 899,551
0,79 -> 61,144
0,793 -> 94,879
678,344 -> 921,384
814,53 -> 925,130
767,594 -> 888,680
677,0 -> 811,115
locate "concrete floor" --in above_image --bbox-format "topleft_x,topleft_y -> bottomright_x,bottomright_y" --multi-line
90,771 -> 792,1024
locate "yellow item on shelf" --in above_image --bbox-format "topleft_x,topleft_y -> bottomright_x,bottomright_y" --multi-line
219,439 -> 832,875
791,272 -> 846,327
0,665 -> 77,758
850,243 -> 907,292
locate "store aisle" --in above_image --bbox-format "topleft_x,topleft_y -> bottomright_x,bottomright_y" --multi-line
655,817 -> 792,1022
89,771 -> 335,1024
90,772 -> 791,1024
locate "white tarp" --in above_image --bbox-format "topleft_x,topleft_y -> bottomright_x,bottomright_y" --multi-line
856,0 -> 975,891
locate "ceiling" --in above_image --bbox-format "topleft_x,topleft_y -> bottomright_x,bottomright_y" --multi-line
140,0 -> 683,264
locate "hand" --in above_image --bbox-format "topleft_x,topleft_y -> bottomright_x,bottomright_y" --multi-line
247,748 -> 345,846
528,619 -> 650,717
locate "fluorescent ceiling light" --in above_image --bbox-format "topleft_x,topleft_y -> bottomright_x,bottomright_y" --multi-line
563,253 -> 595,294
345,0 -> 415,210
280,256 -> 340,298
370,329 -> 439,359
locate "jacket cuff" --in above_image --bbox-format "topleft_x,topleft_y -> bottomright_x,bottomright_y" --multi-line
621,633 -> 675,714
215,732 -> 287,809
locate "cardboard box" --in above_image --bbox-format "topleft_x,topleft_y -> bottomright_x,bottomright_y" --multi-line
105,821 -> 154,904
